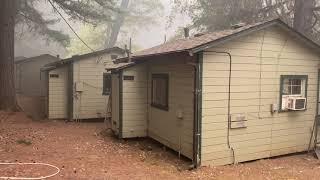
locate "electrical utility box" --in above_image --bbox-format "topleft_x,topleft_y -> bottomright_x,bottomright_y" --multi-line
75,82 -> 84,92
230,113 -> 247,129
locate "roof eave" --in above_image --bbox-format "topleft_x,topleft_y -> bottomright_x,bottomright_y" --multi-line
45,47 -> 125,70
106,63 -> 137,72
114,50 -> 191,63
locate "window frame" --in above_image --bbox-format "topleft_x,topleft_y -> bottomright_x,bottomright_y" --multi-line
151,73 -> 169,111
279,75 -> 308,111
102,73 -> 112,96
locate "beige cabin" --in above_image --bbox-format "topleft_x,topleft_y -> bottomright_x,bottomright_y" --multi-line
44,47 -> 125,120
108,19 -> 320,167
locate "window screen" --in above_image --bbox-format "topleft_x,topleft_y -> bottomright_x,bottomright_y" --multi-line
151,74 -> 169,110
103,73 -> 111,95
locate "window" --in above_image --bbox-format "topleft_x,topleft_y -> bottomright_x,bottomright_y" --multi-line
102,73 -> 112,95
282,79 -> 303,95
151,74 -> 169,111
280,75 -> 308,110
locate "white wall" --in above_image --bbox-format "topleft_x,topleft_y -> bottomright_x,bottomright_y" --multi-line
48,66 -> 69,119
72,53 -> 122,120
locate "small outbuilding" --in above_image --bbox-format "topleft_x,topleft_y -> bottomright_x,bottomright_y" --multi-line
44,47 -> 125,120
15,54 -> 59,97
108,19 -> 320,167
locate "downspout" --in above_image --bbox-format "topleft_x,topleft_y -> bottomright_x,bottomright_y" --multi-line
203,50 -> 236,164
191,52 -> 203,168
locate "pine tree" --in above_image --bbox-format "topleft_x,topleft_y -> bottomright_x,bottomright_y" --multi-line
0,0 -> 116,110
0,0 -> 17,110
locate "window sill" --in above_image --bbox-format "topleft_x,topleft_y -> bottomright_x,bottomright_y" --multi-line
151,104 -> 169,111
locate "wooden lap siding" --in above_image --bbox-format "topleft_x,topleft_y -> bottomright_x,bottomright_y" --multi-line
72,55 -> 113,120
148,60 -> 194,159
111,74 -> 120,135
121,64 -> 148,138
48,66 -> 69,119
201,26 -> 319,166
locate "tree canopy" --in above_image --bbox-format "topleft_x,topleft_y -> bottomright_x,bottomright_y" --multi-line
17,0 -> 163,52
171,0 -> 320,41
66,25 -> 107,56
67,0 -> 163,55
16,0 -> 117,47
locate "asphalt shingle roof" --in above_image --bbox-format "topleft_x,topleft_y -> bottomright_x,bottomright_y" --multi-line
112,18 -> 320,70
133,20 -> 270,58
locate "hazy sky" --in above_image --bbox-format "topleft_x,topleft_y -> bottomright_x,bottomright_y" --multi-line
62,0 -> 191,49
133,0 -> 190,49
15,0 -> 191,57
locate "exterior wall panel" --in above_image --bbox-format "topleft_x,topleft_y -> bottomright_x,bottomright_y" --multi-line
148,59 -> 195,159
48,66 -> 69,119
121,64 -> 148,138
72,53 -> 120,120
201,26 -> 320,166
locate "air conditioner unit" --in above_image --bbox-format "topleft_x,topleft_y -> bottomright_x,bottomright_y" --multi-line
287,97 -> 306,111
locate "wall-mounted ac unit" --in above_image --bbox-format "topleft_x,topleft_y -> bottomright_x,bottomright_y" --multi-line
287,97 -> 306,111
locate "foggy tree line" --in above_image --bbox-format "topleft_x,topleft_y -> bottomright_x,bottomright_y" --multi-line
173,0 -> 320,40
1,0 -> 320,110
0,0 -> 117,110
0,0 -> 162,110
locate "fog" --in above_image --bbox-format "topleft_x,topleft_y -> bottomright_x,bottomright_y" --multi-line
14,0 -> 191,59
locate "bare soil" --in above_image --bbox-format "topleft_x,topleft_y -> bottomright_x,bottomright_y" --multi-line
1,112 -> 320,180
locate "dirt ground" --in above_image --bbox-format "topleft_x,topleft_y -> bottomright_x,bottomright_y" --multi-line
1,112 -> 320,180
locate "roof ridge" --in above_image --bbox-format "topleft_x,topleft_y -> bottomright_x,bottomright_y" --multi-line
133,18 -> 280,57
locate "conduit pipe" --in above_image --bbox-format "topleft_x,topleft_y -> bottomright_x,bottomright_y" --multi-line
203,50 -> 236,164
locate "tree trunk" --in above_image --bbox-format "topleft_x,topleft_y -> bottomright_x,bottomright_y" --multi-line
106,0 -> 130,48
0,0 -> 17,110
293,0 -> 315,34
